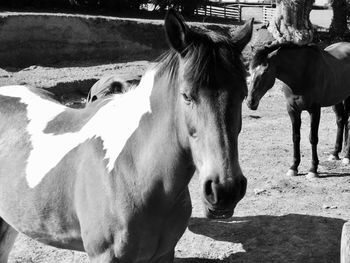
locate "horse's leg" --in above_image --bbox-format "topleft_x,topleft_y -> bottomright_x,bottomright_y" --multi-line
330,103 -> 346,161
342,97 -> 350,164
0,218 -> 18,263
307,106 -> 321,179
287,105 -> 301,177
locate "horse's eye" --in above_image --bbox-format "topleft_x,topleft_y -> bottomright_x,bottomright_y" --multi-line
181,93 -> 193,104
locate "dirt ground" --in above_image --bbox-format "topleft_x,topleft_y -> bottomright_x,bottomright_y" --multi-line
0,61 -> 349,263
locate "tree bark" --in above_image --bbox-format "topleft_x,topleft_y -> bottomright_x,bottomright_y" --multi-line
329,0 -> 348,39
268,0 -> 315,44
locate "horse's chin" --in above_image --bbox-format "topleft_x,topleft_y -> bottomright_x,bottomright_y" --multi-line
204,207 -> 234,219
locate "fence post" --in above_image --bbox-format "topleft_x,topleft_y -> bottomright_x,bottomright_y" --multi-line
224,6 -> 226,18
239,5 -> 241,22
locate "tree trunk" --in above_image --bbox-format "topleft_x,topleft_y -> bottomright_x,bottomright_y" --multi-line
329,0 -> 348,39
268,0 -> 314,44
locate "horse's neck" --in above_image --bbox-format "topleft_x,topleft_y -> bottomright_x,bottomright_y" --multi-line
116,71 -> 194,204
274,48 -> 313,89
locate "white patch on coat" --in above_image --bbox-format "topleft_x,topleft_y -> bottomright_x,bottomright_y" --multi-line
0,69 -> 155,188
249,65 -> 261,82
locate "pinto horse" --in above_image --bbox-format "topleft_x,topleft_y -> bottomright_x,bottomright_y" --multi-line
247,42 -> 350,179
0,10 -> 253,263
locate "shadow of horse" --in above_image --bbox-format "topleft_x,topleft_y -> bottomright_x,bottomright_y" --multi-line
291,172 -> 350,178
175,214 -> 345,263
318,172 -> 350,178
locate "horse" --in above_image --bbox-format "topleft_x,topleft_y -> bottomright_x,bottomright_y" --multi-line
0,10 -> 253,263
246,42 -> 350,179
86,75 -> 132,104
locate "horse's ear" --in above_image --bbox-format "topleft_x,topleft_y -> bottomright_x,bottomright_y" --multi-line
164,8 -> 189,54
232,18 -> 254,53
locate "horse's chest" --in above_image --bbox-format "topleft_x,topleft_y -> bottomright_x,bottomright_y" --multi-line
134,206 -> 191,261
104,189 -> 192,262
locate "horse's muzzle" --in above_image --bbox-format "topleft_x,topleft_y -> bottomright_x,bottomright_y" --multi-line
202,175 -> 247,219
247,98 -> 259,110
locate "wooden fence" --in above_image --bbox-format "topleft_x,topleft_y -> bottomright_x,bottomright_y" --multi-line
263,6 -> 275,24
195,4 -> 241,21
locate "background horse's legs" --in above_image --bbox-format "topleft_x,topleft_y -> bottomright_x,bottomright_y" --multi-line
0,218 -> 18,263
307,106 -> 321,179
330,103 -> 347,161
342,97 -> 350,164
286,105 -> 301,177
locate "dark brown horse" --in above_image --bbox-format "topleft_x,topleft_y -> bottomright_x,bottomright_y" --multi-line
247,42 -> 350,179
0,10 -> 253,263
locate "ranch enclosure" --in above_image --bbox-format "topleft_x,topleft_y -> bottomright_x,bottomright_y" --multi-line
0,11 -> 349,263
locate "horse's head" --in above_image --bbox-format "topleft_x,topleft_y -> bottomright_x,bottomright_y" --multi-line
163,10 -> 253,219
86,76 -> 129,104
247,48 -> 277,110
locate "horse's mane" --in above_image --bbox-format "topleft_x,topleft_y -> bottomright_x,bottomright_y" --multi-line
250,42 -> 320,69
155,26 -> 247,91
88,26 -> 247,109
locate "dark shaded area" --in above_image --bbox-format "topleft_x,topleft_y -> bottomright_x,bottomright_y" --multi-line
0,14 -> 168,69
0,13 -> 243,70
0,0 -> 207,17
329,0 -> 349,40
42,78 -> 98,108
175,214 -> 345,263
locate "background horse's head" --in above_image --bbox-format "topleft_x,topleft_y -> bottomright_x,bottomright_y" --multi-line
162,10 -> 253,219
86,75 -> 130,104
247,46 -> 277,110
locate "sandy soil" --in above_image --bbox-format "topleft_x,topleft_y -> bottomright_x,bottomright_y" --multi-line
0,63 -> 349,263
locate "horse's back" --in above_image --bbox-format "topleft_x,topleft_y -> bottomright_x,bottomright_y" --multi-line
325,42 -> 350,61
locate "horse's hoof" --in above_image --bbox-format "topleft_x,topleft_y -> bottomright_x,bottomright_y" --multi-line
342,158 -> 350,165
306,172 -> 318,180
328,154 -> 340,161
286,169 -> 298,177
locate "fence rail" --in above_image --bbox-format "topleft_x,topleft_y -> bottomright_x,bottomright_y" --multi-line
195,4 -> 241,21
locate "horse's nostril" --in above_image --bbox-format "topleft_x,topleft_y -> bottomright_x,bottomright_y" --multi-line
247,98 -> 254,107
204,180 -> 213,196
204,180 -> 216,204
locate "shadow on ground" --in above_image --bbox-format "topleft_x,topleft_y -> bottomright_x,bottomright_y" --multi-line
176,214 -> 345,263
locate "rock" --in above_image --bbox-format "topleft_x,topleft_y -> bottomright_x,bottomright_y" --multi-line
322,204 -> 338,209
254,188 -> 266,195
